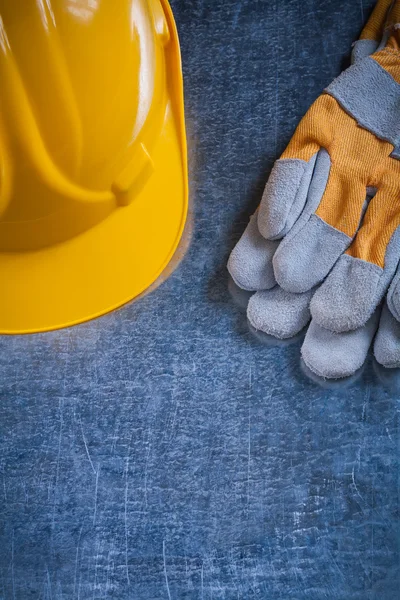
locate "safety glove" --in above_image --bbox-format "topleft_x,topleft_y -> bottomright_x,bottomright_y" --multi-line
229,0 -> 395,293
228,0 -> 396,336
228,0 -> 400,377
261,13 -> 400,333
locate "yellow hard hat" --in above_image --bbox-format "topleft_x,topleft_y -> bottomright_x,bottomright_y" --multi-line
0,0 -> 188,333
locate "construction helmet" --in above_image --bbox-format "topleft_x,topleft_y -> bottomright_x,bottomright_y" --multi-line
0,0 -> 188,332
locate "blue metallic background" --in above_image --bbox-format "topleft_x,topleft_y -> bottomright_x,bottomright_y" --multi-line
1,0 -> 399,598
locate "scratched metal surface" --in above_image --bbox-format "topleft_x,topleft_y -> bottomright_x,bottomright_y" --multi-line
1,0 -> 400,598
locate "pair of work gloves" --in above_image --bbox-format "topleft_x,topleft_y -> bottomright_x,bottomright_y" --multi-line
228,0 -> 400,379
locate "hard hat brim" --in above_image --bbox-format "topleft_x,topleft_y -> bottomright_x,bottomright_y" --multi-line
0,0 -> 188,334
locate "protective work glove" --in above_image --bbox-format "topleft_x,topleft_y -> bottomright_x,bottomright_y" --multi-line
259,24 -> 400,332
228,0 -> 400,378
301,0 -> 400,377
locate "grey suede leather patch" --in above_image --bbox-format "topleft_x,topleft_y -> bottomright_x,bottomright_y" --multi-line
351,39 -> 379,64
272,148 -> 352,293
258,155 -> 317,240
387,266 -> 400,322
275,148 -> 332,244
247,286 -> 313,339
301,310 -> 380,379
374,302 -> 400,368
227,213 -> 278,291
312,226 -> 400,332
310,254 -> 383,332
326,57 -> 400,145
273,214 -> 351,293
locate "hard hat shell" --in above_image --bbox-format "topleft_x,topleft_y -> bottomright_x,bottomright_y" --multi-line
0,0 -> 188,333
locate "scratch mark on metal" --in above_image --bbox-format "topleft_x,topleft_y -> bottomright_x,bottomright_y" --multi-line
73,526 -> 83,600
79,416 -> 96,475
163,540 -> 172,600
362,386 -> 370,421
93,466 -> 100,525
386,427 -> 394,444
124,478 -> 130,586
51,398 -> 64,530
168,393 -> 180,447
11,528 -> 15,600
92,538 -> 101,600
352,466 -> 363,502
123,433 -> 133,587
143,443 -> 151,509
46,567 -> 53,600
247,366 -> 252,508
